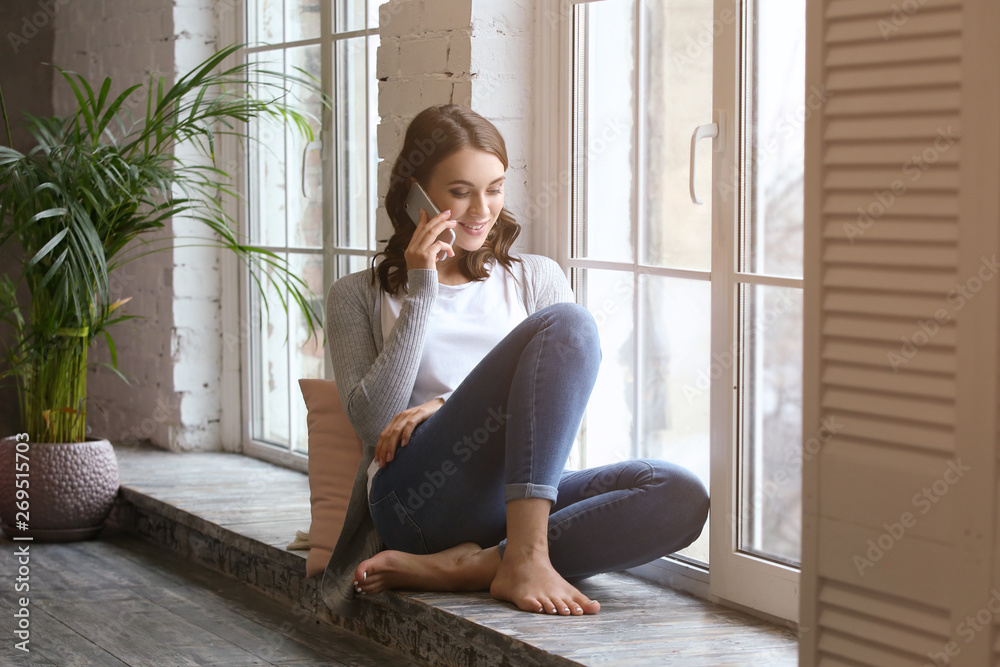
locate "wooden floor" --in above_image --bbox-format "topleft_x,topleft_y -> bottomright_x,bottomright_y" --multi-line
0,527 -> 415,666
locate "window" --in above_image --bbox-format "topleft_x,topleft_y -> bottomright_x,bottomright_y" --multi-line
542,0 -> 805,620
239,0 -> 380,469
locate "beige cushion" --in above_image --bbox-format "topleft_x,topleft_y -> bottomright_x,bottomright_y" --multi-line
298,379 -> 364,577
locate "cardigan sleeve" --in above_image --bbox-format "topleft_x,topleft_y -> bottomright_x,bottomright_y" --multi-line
325,268 -> 439,446
519,254 -> 575,312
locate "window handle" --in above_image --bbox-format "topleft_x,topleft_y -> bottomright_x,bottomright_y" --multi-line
301,139 -> 322,198
689,119 -> 722,205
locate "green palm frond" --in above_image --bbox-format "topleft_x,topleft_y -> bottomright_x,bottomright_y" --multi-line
0,43 -> 328,442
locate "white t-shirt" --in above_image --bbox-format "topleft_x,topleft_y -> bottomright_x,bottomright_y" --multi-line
367,263 -> 529,496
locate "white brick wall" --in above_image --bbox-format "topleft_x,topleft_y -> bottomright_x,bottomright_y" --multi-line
170,0 -> 223,451
54,0 -> 224,452
53,0 -> 179,450
470,0 -> 535,245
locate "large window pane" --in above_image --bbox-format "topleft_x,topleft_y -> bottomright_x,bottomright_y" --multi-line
249,53 -> 288,248
573,0 -> 635,264
334,37 -> 372,249
639,274 -> 710,563
745,0 -> 805,278
287,45 -> 323,248
290,253 -> 326,453
335,0 -> 368,32
739,284 -> 803,565
251,257 -> 291,447
286,0 -> 321,42
575,268 -> 635,468
248,0 -> 283,44
643,0 -> 713,271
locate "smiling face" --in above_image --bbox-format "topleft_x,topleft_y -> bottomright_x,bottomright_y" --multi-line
422,148 -> 506,255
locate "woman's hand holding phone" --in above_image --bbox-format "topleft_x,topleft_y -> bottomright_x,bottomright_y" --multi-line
404,208 -> 457,271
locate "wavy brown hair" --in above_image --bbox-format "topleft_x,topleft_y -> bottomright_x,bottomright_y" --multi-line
373,105 -> 521,296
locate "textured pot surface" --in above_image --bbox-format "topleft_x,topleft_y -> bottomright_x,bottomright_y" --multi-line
0,436 -> 119,538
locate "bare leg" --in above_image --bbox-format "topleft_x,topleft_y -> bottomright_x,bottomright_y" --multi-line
489,498 -> 600,616
353,543 -> 500,594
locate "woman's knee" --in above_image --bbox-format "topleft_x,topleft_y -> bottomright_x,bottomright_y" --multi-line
644,460 -> 710,533
536,302 -> 601,362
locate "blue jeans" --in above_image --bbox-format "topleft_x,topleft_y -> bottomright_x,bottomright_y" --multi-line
368,302 -> 709,579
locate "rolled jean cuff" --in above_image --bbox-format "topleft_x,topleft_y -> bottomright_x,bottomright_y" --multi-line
504,482 -> 558,503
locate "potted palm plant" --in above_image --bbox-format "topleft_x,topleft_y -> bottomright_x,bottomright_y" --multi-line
0,44 -> 322,541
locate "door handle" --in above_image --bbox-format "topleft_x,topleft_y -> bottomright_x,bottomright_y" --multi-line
689,118 -> 723,205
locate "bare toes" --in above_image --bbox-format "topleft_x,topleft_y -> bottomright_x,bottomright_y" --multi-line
514,595 -> 542,613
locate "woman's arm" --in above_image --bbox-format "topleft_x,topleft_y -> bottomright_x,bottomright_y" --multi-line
326,268 -> 439,446
521,254 -> 575,312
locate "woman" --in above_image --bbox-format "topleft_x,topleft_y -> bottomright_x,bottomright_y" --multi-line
322,105 -> 708,617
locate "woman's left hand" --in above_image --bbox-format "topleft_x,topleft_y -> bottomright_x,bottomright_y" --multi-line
375,397 -> 445,468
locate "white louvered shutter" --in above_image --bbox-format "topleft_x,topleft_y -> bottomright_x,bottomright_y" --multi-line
800,1 -> 999,665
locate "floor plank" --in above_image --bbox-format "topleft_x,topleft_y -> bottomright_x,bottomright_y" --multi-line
0,528 -> 413,667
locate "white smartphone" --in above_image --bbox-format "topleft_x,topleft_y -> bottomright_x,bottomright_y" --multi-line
405,182 -> 455,262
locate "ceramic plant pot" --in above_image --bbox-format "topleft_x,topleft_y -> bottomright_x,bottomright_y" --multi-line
0,436 -> 119,542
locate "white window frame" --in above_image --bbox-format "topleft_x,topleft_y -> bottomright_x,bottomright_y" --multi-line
533,0 -> 801,623
220,1 -> 380,473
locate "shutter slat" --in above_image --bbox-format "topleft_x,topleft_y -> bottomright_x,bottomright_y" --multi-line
824,316 -> 957,347
824,193 -> 958,218
819,608 -> 944,657
823,268 -> 956,294
823,367 -> 956,399
825,292 -> 954,318
818,631 -> 928,666
826,116 -> 962,141
822,220 -> 958,242
824,244 -> 959,268
823,389 -> 954,425
824,341 -> 956,374
827,14 -> 962,45
826,0 -> 963,20
824,142 -> 960,166
824,167 -> 960,191
819,582 -> 951,636
826,89 -> 960,115
843,415 -> 955,453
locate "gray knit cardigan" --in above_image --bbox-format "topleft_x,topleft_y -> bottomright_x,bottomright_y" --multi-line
320,253 -> 574,616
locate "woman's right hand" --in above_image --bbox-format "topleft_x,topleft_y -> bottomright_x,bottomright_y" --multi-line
404,208 -> 457,271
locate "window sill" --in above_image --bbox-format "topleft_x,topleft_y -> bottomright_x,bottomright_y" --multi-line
112,444 -> 797,666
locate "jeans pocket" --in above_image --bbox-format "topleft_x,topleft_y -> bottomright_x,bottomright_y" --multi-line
369,490 -> 429,554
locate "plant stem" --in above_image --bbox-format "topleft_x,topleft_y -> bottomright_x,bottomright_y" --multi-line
0,81 -> 12,147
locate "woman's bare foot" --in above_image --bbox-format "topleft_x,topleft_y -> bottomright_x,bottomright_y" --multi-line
490,545 -> 600,616
353,543 -> 500,594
